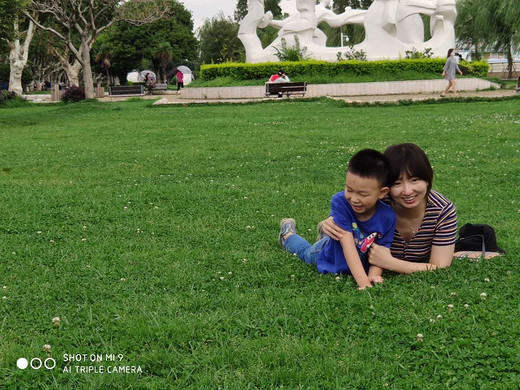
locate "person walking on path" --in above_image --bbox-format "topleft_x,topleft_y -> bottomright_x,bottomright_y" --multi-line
441,48 -> 463,97
176,70 -> 184,92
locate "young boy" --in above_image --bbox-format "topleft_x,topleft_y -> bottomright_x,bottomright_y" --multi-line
279,149 -> 396,289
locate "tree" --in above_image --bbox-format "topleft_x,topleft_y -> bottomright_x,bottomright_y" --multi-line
457,0 -> 520,78
6,5 -> 37,95
198,14 -> 243,64
455,0 -> 484,60
92,0 -> 196,84
0,0 -> 19,42
234,0 -> 281,22
332,0 -> 373,14
152,42 -> 173,83
25,0 -> 167,98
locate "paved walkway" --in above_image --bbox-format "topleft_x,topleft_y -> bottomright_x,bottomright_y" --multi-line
23,87 -> 517,105
152,89 -> 517,106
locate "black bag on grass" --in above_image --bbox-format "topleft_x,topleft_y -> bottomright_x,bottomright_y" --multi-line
455,223 -> 506,254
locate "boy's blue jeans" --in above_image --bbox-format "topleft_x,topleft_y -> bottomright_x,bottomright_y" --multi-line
283,234 -> 330,265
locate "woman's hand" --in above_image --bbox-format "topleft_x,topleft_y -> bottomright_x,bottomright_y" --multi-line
368,243 -> 392,267
322,216 -> 346,241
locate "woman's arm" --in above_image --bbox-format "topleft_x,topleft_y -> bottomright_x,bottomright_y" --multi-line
321,216 -> 346,241
369,243 -> 455,274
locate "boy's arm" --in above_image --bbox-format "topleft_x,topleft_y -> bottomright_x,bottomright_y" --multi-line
340,232 -> 372,289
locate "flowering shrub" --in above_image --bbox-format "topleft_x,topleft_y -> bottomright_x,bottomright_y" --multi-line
61,86 -> 86,103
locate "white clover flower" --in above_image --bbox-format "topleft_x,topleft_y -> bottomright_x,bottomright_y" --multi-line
296,156 -> 301,159
82,238 -> 87,242
429,318 -> 435,323
43,344 -> 51,352
52,317 -> 60,326
437,315 -> 443,320
83,226 -> 87,230
228,272 -> 232,275
335,276 -> 341,282
37,231 -> 42,234
416,333 -> 424,342
448,304 -> 454,312
2,286 -> 6,290
124,206 -> 128,210
464,304 -> 469,309
480,292 -> 487,300
291,275 -> 295,278
219,277 -> 225,281
451,292 -> 457,297
484,278 -> 490,283
2,296 -> 7,300
242,258 -> 248,264
120,278 -> 126,282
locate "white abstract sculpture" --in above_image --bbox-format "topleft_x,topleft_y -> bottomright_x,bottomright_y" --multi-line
238,0 -> 457,62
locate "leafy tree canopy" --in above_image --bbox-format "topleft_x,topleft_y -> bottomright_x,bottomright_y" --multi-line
234,0 -> 281,22
92,0 -> 197,82
198,13 -> 243,64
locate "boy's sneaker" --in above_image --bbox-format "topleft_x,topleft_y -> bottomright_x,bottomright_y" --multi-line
316,220 -> 326,242
279,218 -> 296,247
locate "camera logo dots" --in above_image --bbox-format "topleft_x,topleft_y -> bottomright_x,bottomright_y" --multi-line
17,357 -> 56,370
16,358 -> 28,370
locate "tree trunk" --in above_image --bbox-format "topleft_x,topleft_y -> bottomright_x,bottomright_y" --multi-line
81,40 -> 95,98
507,44 -> 513,79
67,61 -> 82,86
8,19 -> 36,96
52,48 -> 82,87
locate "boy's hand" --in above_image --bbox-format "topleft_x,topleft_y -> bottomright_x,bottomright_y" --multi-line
368,275 -> 384,284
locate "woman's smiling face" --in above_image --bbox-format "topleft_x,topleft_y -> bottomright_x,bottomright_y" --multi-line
389,172 -> 428,210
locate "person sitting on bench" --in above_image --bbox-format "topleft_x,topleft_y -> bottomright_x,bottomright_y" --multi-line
269,70 -> 290,97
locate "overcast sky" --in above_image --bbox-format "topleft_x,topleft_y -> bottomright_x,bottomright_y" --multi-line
180,0 -> 237,31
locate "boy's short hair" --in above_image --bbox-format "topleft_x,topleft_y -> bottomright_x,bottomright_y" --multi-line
347,149 -> 389,187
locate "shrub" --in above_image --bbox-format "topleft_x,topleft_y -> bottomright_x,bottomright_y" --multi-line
61,86 -> 86,103
405,48 -> 434,59
0,90 -> 17,105
0,91 -> 28,108
274,36 -> 308,62
341,46 -> 367,61
200,59 -> 490,81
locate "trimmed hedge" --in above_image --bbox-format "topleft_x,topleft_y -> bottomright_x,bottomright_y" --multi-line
200,59 -> 489,81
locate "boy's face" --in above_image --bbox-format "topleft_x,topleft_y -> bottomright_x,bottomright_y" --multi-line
345,171 -> 389,220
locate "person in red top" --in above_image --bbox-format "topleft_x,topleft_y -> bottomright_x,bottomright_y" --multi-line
269,70 -> 290,83
176,70 -> 184,91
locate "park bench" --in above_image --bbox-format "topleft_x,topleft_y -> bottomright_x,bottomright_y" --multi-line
515,77 -> 520,94
153,83 -> 168,90
265,82 -> 307,98
108,85 -> 144,97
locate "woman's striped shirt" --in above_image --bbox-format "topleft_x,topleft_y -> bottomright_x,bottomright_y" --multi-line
390,190 -> 458,263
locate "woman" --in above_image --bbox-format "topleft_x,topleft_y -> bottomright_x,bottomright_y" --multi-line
322,143 -> 458,274
441,48 -> 463,97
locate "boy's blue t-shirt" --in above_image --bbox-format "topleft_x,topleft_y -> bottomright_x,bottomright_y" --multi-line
317,191 -> 396,275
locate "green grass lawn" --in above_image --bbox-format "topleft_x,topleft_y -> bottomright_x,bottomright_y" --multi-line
0,98 -> 519,388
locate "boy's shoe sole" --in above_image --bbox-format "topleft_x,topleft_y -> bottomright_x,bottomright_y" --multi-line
279,218 -> 296,247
